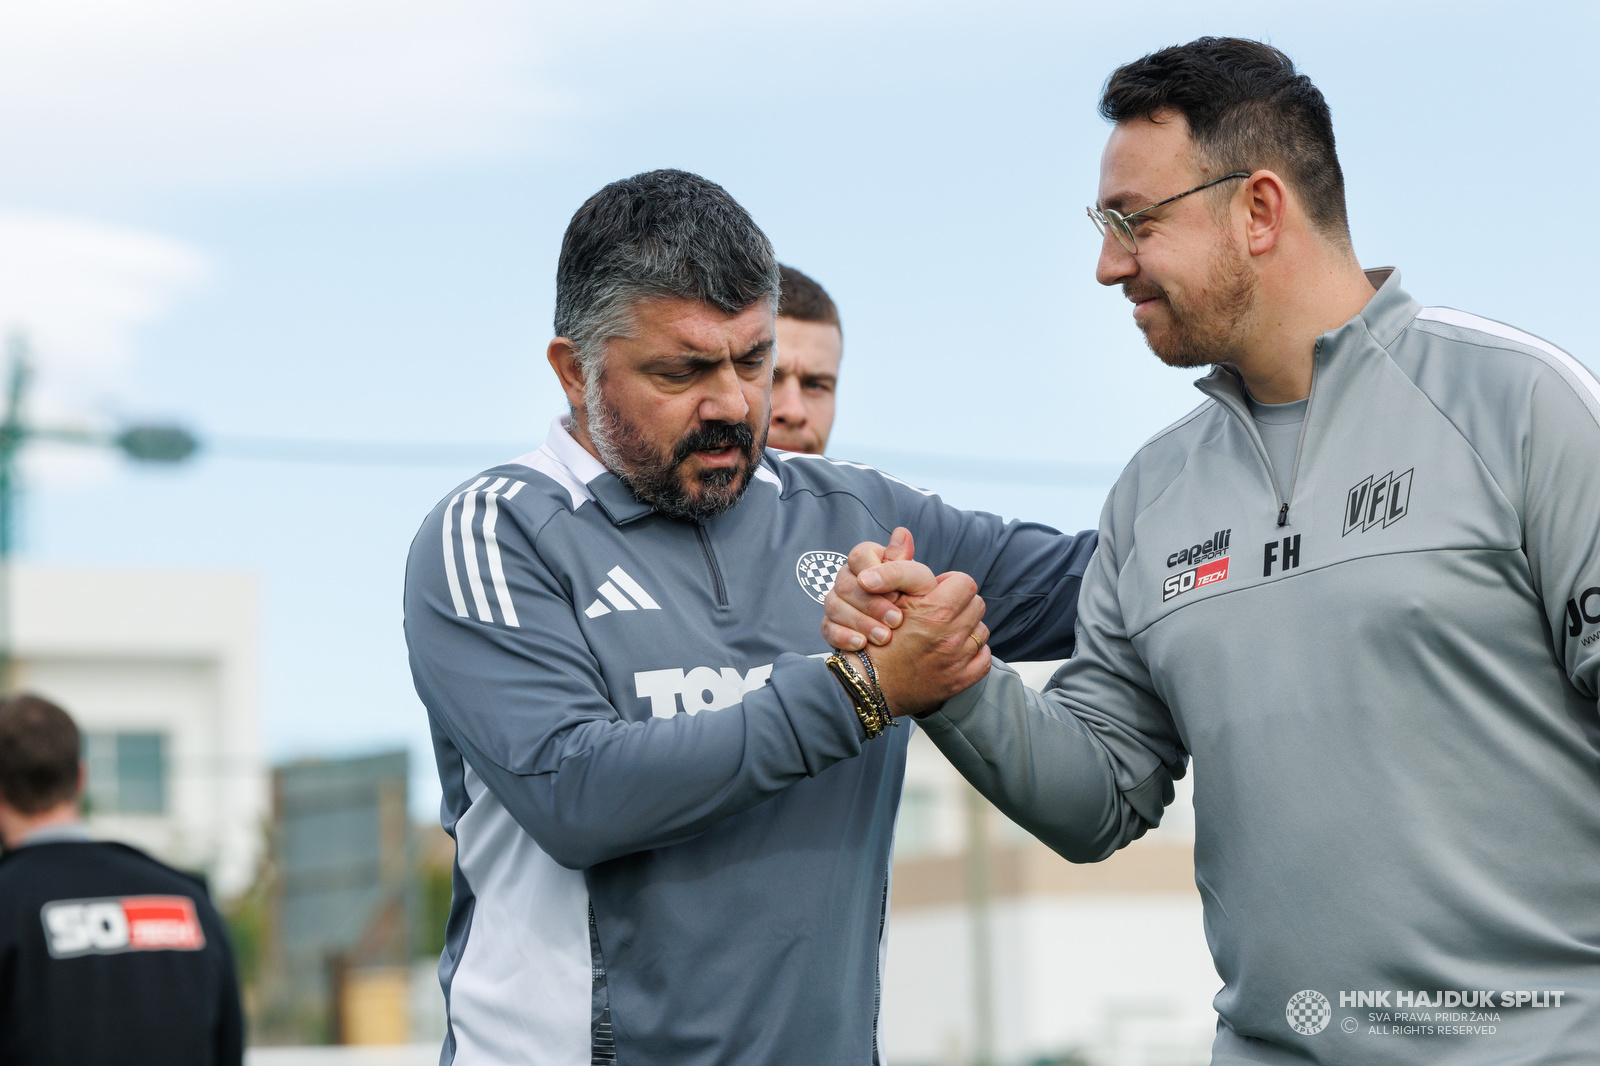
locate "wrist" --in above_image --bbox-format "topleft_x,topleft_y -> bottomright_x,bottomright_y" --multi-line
825,651 -> 890,739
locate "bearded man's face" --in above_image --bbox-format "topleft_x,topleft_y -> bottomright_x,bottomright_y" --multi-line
1121,226 -> 1258,368
1093,112 -> 1260,368
579,297 -> 774,521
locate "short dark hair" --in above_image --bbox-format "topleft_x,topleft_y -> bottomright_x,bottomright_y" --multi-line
554,169 -> 780,377
1099,37 -> 1348,238
0,694 -> 80,814
777,265 -> 840,331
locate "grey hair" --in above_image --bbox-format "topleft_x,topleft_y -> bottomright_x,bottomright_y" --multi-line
554,169 -> 781,389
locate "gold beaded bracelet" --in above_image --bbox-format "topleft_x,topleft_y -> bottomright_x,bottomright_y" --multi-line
825,651 -> 889,739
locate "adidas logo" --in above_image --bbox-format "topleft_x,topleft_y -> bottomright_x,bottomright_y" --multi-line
584,567 -> 662,618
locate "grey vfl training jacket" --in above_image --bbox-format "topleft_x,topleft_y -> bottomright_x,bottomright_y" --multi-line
403,420 -> 1097,1066
921,269 -> 1600,1064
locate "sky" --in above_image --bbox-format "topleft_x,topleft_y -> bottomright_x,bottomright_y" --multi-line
3,0 -> 1594,816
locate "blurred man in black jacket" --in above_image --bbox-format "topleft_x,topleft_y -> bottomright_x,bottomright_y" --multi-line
0,693 -> 243,1066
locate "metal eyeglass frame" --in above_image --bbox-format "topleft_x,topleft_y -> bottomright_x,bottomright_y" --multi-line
1087,171 -> 1251,254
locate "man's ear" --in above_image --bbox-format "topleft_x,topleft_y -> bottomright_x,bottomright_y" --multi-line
548,338 -> 588,411
1241,169 -> 1290,258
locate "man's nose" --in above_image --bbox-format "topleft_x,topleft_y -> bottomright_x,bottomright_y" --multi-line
1095,229 -> 1138,287
698,363 -> 750,423
769,376 -> 805,425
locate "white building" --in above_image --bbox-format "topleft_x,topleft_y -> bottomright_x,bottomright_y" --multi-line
882,662 -> 1220,1066
11,565 -> 265,899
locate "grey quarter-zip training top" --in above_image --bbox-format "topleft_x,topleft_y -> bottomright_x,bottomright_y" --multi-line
919,269 -> 1600,1064
403,420 -> 1097,1066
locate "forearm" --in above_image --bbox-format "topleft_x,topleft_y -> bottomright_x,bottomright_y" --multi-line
435,654 -> 865,869
978,529 -> 1099,663
915,661 -> 1158,862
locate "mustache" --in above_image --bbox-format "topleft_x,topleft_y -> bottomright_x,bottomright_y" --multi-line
672,421 -> 755,465
1122,282 -> 1165,303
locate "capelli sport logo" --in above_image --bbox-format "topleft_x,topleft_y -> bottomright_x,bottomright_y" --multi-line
1167,528 -> 1231,569
1162,528 -> 1233,603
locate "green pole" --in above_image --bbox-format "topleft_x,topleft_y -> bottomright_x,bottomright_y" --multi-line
0,336 -> 30,694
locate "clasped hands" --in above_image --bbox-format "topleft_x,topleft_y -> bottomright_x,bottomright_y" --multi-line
821,527 -> 991,718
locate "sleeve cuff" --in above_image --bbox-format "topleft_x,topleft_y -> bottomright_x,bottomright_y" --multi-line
768,653 -> 869,765
913,667 -> 994,729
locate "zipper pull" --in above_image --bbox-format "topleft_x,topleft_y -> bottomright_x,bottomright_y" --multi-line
1277,503 -> 1289,527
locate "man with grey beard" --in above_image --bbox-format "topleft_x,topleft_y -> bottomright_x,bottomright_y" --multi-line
403,168 -> 1097,1066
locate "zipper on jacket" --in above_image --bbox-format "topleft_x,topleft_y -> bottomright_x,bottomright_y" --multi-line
1237,418 -> 1290,525
694,523 -> 728,606
1277,349 -> 1321,527
871,879 -> 888,1065
1218,353 -> 1320,528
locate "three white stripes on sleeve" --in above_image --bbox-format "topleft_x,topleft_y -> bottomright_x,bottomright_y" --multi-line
443,476 -> 527,626
442,476 -> 662,626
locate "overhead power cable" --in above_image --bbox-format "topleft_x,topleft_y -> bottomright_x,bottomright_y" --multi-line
200,437 -> 1122,487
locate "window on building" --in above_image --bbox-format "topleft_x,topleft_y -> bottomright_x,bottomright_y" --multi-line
83,731 -> 168,815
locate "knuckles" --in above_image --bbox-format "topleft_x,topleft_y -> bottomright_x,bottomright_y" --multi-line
848,541 -> 887,571
943,573 -> 979,598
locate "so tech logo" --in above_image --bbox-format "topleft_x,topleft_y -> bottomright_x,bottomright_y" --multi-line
42,895 -> 206,958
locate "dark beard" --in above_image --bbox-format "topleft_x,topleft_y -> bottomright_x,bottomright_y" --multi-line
1128,235 -> 1257,368
590,397 -> 766,521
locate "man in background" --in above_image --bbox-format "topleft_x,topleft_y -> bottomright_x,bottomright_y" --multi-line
767,263 -> 842,453
0,694 -> 243,1066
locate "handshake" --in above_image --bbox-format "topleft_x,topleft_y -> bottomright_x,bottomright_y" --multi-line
821,526 -> 992,718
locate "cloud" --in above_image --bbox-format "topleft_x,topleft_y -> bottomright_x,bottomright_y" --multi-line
0,211 -> 208,486
0,0 -> 1000,199
0,211 -> 207,379
0,0 -> 562,196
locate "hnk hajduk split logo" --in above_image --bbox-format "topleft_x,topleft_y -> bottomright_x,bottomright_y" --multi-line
796,551 -> 848,603
1287,990 -> 1332,1035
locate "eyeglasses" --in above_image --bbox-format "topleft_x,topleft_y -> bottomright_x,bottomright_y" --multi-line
1087,172 -> 1251,254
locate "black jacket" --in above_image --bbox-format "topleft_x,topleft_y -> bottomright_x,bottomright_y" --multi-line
0,838 -> 243,1065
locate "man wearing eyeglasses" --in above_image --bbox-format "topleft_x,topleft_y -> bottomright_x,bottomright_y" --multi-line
823,36 -> 1600,1064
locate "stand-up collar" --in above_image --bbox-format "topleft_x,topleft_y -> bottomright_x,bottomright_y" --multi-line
544,415 -> 607,484
1353,267 -> 1421,349
1195,266 -> 1420,403
544,417 -> 657,526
